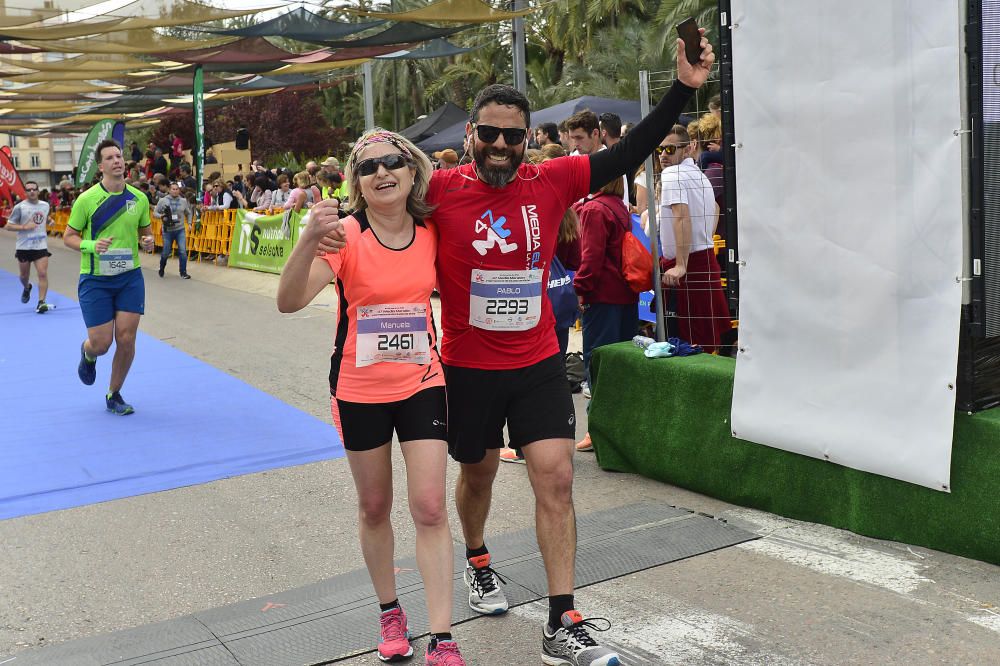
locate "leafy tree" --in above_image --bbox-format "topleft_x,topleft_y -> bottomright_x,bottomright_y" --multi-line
150,91 -> 347,165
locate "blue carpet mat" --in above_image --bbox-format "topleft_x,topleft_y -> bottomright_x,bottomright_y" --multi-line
0,270 -> 343,520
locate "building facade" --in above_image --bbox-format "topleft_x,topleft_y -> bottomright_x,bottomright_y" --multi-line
6,133 -> 85,191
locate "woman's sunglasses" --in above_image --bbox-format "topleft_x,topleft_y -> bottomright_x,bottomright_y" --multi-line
472,124 -> 527,145
656,144 -> 686,156
356,154 -> 411,177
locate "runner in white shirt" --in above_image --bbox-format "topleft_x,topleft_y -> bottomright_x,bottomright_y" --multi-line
5,181 -> 54,312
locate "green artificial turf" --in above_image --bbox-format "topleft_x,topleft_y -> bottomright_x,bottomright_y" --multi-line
589,342 -> 1000,566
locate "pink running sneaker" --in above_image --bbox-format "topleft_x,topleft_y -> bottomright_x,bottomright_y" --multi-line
377,606 -> 413,662
425,639 -> 466,665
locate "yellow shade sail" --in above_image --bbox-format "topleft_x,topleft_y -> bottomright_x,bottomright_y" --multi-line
263,58 -> 370,76
345,0 -> 536,23
0,100 -> 101,111
1,69 -> 161,83
2,80 -> 129,94
162,88 -> 283,103
24,31 -> 236,55
60,112 -> 164,122
209,88 -> 283,100
0,54 -> 182,72
0,17 -> 128,40
0,0 -> 98,28
3,0 -> 272,39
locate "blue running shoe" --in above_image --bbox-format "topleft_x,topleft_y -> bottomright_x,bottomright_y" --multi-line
78,342 -> 96,385
106,391 -> 134,416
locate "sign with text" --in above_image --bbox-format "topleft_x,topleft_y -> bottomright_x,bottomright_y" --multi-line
229,209 -> 308,274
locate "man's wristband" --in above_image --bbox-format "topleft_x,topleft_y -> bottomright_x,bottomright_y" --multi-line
79,239 -> 96,253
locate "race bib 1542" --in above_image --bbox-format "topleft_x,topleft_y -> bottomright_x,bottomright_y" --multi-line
98,248 -> 134,275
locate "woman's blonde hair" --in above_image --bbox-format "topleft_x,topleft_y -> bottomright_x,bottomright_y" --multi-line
539,143 -> 566,160
293,170 -> 310,189
346,128 -> 434,219
687,119 -> 701,144
697,112 -> 722,144
558,207 -> 580,244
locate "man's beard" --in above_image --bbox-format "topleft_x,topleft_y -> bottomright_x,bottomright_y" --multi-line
473,144 -> 523,188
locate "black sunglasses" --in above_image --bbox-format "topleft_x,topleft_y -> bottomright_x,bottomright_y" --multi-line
656,143 -> 686,156
472,124 -> 528,145
25,187 -> 38,191
355,153 -> 411,177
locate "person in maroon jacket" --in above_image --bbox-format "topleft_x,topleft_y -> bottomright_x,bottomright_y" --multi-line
572,176 -> 639,451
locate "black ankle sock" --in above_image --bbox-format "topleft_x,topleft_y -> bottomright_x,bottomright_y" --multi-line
548,594 -> 575,630
378,599 -> 400,612
429,632 -> 453,648
465,544 -> 489,560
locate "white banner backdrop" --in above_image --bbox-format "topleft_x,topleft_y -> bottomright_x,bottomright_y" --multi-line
729,0 -> 964,491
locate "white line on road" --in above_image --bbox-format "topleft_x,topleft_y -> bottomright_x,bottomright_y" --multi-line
968,610 -> 1000,635
510,590 -> 806,665
728,509 -> 932,595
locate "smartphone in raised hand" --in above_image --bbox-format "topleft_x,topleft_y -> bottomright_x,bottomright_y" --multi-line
676,17 -> 702,65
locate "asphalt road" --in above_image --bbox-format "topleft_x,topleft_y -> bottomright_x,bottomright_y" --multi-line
1,232 -> 998,665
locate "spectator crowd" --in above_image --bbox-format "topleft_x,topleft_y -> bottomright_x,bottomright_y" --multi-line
7,94 -> 730,368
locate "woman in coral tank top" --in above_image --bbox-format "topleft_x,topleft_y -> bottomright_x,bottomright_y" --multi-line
277,129 -> 464,665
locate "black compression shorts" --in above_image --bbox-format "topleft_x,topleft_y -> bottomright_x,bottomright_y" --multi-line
443,353 -> 577,464
331,386 -> 447,452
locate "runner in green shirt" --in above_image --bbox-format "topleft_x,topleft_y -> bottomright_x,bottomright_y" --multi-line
64,139 -> 154,415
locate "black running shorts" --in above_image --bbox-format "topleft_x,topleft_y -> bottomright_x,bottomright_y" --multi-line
15,249 -> 51,263
443,353 -> 577,463
331,386 -> 447,452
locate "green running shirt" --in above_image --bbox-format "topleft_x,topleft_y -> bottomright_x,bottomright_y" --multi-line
68,183 -> 151,276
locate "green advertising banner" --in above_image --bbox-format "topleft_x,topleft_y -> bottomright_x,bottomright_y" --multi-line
193,65 -> 205,192
230,209 -> 308,274
75,118 -> 117,187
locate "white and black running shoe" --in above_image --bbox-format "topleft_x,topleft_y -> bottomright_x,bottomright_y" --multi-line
464,553 -> 509,615
542,610 -> 621,666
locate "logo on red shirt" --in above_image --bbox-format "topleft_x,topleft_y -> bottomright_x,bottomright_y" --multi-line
472,209 -> 518,256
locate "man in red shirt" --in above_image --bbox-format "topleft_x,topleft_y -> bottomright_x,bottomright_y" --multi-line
318,34 -> 714,666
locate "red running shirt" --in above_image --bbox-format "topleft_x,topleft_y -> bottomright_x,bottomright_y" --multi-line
428,156 -> 591,369
322,211 -> 444,402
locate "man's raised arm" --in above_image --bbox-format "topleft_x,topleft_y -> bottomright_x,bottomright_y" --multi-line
589,30 -> 715,192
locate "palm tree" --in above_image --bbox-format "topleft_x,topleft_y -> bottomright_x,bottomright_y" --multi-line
231,0 -> 719,143
426,22 -> 512,107
524,0 -> 717,108
650,0 -> 717,60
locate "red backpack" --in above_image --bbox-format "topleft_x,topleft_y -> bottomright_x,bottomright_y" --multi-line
621,228 -> 653,292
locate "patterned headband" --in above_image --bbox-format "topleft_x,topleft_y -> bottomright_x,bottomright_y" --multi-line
351,131 -> 412,166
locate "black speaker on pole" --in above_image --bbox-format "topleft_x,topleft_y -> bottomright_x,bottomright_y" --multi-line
235,127 -> 250,151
